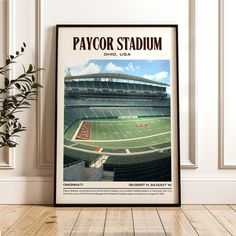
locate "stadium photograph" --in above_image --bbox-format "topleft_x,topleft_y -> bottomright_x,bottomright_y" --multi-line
63,60 -> 171,182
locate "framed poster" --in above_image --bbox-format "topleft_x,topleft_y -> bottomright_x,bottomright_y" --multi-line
55,25 -> 180,206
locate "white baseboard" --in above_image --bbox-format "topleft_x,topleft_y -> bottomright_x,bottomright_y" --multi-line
0,176 -> 236,204
0,177 -> 54,204
182,176 -> 236,204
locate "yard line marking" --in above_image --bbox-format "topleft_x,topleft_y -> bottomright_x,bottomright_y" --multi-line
77,131 -> 170,142
85,117 -> 170,123
64,144 -> 170,156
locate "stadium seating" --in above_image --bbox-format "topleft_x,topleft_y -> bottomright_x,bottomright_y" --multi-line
64,107 -> 170,125
65,97 -> 171,107
64,155 -> 83,168
113,156 -> 171,181
65,80 -> 167,98
103,150 -> 170,171
64,146 -> 102,167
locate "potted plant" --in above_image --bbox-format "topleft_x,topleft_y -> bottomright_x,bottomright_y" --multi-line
0,43 -> 43,148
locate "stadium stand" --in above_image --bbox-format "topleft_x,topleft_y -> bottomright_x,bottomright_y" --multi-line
103,150 -> 170,171
64,107 -> 169,123
65,97 -> 170,107
64,146 -> 102,167
64,155 -> 83,168
113,156 -> 171,181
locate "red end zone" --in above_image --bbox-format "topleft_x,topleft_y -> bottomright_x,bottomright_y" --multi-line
76,121 -> 91,140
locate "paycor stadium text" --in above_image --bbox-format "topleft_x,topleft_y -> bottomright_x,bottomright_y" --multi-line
73,37 -> 162,51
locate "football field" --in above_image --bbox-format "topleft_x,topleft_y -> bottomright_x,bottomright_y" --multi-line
66,117 -> 171,150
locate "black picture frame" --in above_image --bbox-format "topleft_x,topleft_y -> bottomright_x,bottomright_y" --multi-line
55,25 -> 180,207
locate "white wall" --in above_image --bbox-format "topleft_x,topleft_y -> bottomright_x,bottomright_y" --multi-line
0,0 -> 236,204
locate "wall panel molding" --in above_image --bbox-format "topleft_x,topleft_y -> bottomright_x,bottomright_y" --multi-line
36,0 -> 54,168
219,0 -> 236,169
181,0 -> 198,168
0,0 -> 15,169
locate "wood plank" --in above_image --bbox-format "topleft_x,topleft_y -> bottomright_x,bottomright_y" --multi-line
71,208 -> 107,236
0,205 -> 8,212
229,205 -> 236,211
0,205 -> 32,234
132,207 -> 165,235
104,208 -> 134,236
205,205 -> 236,235
181,205 -> 205,210
205,205 -> 231,210
35,208 -> 80,236
158,208 -> 198,236
4,205 -> 54,236
182,205 -> 231,236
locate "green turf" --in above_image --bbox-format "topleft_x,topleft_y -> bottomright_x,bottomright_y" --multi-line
81,133 -> 170,149
65,117 -> 171,149
90,117 -> 170,141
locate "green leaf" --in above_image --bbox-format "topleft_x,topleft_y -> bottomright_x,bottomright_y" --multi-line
9,114 -> 15,119
22,101 -> 30,106
15,83 -> 21,89
32,82 -> 43,88
13,129 -> 22,134
10,55 -> 14,59
4,77 -> 9,87
23,42 -> 26,47
0,121 -> 4,126
12,96 -> 17,105
6,58 -> 10,65
26,64 -> 33,73
21,85 -> 26,92
18,73 -> 27,79
21,47 -> 24,53
24,83 -> 31,91
16,51 -> 19,55
7,142 -> 17,148
3,98 -> 8,107
25,92 -> 30,96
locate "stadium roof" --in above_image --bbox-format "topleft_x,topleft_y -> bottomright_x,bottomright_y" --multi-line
65,73 -> 169,86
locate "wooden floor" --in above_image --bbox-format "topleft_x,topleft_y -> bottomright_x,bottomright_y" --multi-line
0,205 -> 236,235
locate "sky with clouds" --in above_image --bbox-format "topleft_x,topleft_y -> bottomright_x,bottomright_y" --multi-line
65,60 -> 170,85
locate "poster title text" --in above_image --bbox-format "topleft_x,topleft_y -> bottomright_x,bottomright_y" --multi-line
73,37 -> 162,51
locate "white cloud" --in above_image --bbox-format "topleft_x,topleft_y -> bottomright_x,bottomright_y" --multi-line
69,62 -> 101,76
125,62 -> 140,71
65,57 -> 90,69
105,62 -> 124,72
143,71 -> 168,81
